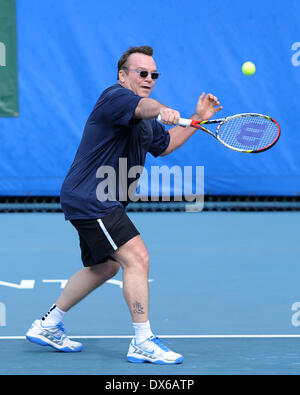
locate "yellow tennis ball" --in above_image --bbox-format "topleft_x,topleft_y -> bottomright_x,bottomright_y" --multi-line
242,61 -> 256,76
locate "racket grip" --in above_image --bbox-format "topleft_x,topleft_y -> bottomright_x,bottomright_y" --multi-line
178,118 -> 192,127
157,114 -> 192,127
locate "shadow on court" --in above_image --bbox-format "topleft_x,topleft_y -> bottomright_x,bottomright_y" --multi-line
1,338 -> 300,375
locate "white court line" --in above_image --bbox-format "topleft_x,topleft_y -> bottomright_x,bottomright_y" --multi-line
2,334 -> 300,340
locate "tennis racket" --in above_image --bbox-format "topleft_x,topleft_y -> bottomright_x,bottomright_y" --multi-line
158,113 -> 280,153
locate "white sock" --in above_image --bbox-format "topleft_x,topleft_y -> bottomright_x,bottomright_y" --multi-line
133,321 -> 154,344
41,304 -> 66,327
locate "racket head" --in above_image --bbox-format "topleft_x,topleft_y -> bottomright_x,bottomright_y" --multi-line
215,113 -> 281,153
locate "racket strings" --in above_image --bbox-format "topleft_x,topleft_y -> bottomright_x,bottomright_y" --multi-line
217,116 -> 279,151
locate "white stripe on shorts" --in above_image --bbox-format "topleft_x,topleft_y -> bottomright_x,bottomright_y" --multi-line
97,219 -> 118,250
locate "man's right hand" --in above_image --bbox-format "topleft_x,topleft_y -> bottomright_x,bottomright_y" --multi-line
159,108 -> 181,126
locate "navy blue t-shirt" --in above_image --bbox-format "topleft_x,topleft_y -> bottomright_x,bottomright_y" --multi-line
60,84 -> 170,220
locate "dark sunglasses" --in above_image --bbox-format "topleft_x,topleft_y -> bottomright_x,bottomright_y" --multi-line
122,67 -> 160,80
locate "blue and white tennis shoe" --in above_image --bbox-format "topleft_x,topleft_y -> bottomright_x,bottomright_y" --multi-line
127,335 -> 183,364
26,320 -> 83,352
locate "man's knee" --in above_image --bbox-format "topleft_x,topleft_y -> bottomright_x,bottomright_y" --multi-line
117,248 -> 149,272
135,249 -> 149,271
106,260 -> 120,278
89,259 -> 120,280
113,235 -> 149,271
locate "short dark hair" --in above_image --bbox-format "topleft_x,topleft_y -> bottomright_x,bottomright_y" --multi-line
117,46 -> 154,80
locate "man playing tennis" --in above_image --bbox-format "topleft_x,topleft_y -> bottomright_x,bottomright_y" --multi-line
26,46 -> 221,364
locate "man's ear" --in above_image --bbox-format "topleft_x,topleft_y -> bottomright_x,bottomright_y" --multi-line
119,70 -> 126,83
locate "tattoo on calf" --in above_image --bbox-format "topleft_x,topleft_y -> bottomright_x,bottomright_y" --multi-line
132,301 -> 145,315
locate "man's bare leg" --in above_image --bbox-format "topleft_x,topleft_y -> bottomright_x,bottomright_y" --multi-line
55,260 -> 120,312
112,235 -> 149,323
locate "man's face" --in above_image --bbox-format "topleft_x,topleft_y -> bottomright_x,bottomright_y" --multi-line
119,53 -> 158,98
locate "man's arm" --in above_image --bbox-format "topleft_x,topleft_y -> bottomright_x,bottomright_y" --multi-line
160,93 -> 222,156
134,98 -> 163,119
134,93 -> 222,156
134,98 -> 180,121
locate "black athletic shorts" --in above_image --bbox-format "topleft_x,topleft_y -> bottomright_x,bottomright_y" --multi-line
70,206 -> 140,267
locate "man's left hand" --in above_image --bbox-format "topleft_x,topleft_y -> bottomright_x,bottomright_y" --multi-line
194,92 -> 223,121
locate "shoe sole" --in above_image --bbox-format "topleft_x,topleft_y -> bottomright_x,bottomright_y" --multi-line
127,355 -> 184,364
26,335 -> 83,352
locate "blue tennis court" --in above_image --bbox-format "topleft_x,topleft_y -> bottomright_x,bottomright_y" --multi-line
1,211 -> 300,375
